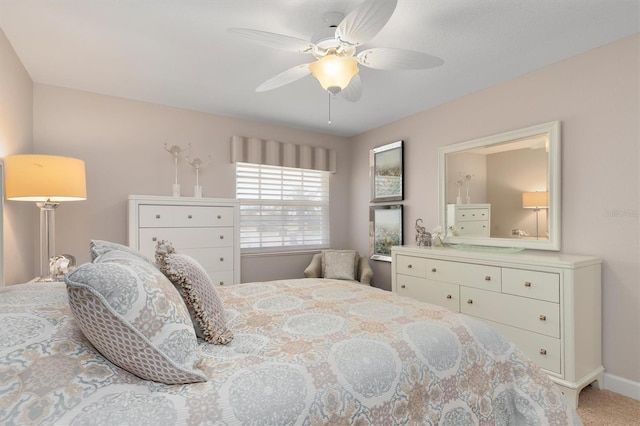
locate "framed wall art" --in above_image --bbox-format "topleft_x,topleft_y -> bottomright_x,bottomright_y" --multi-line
369,204 -> 403,262
370,140 -> 403,202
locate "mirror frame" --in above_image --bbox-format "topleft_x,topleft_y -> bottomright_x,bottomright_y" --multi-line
438,121 -> 561,251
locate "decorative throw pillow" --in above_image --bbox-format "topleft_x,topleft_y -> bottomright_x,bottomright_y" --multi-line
322,250 -> 359,281
89,239 -> 154,265
155,241 -> 233,345
65,250 -> 206,384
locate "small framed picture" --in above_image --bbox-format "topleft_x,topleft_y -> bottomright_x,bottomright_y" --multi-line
369,204 -> 403,262
370,140 -> 404,203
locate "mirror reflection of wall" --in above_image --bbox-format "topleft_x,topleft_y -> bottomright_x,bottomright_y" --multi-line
487,145 -> 548,238
445,134 -> 549,239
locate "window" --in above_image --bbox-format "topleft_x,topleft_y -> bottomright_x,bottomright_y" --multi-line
236,162 -> 330,252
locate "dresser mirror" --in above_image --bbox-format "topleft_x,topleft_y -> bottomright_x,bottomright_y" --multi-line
438,121 -> 561,251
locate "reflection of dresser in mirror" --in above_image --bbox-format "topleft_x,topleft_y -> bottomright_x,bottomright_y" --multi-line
447,203 -> 491,237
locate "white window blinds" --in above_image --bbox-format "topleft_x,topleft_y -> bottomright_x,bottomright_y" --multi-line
236,162 -> 330,252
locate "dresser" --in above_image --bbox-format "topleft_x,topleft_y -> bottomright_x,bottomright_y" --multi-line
391,245 -> 603,408
128,195 -> 240,286
446,203 -> 491,236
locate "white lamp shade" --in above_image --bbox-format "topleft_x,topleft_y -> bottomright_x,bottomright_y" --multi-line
522,191 -> 548,209
4,154 -> 87,202
309,55 -> 359,91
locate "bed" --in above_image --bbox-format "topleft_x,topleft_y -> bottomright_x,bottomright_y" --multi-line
1,265 -> 581,424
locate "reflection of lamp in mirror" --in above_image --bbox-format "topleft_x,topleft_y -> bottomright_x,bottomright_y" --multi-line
522,191 -> 549,239
4,155 -> 87,281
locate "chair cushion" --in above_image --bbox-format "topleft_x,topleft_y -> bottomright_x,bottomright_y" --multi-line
322,250 -> 359,281
155,241 -> 233,345
65,250 -> 206,384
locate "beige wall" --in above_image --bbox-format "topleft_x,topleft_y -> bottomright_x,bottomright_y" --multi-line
0,28 -> 35,285
32,84 -> 352,282
350,35 -> 640,385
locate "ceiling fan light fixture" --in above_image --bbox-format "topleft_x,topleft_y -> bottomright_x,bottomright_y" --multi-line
309,55 -> 359,93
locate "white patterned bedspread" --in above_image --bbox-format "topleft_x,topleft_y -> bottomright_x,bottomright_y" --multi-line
0,279 -> 581,425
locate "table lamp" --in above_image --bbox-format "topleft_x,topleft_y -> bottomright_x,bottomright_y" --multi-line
522,191 -> 548,239
4,155 -> 87,281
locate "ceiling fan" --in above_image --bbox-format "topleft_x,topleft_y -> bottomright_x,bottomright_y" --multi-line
228,0 -> 444,102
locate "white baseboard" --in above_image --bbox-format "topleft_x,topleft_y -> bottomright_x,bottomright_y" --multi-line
603,372 -> 640,401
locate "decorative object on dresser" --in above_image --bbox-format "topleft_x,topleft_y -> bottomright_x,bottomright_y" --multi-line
446,203 -> 491,237
128,195 -> 240,286
4,155 -> 87,281
369,204 -> 403,261
414,219 -> 431,247
522,191 -> 549,239
370,140 -> 403,203
439,120 -> 560,251
163,143 -> 190,197
186,154 -> 212,198
391,245 -> 603,408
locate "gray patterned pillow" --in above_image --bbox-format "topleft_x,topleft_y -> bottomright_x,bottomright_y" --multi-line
65,250 -> 206,384
155,241 -> 233,345
322,250 -> 358,281
89,239 -> 154,265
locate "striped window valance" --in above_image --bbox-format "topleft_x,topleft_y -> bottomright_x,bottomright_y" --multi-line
230,135 -> 337,173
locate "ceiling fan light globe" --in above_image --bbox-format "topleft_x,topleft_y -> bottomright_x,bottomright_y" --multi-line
309,55 -> 359,92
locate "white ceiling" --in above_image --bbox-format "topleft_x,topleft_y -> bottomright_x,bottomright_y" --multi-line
0,0 -> 638,137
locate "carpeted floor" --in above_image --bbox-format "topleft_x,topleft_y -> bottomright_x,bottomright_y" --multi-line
576,385 -> 640,425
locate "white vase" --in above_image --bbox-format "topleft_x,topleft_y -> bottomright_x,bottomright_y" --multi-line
456,196 -> 462,204
194,185 -> 202,198
172,183 -> 181,197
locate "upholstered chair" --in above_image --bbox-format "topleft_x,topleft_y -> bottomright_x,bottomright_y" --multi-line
304,250 -> 373,285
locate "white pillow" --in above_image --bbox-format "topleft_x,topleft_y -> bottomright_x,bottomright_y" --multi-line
65,250 -> 206,384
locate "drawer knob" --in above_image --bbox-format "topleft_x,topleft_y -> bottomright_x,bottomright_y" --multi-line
219,281 -> 224,286
467,299 -> 473,304
484,276 -> 491,281
539,314 -> 547,321
219,235 -> 224,239
220,257 -> 224,262
155,214 -> 161,219
188,214 -> 193,219
152,237 -> 157,242
400,285 -> 406,289
431,268 -> 437,273
217,215 -> 222,219
446,294 -> 452,299
524,281 -> 532,287
407,264 -> 413,269
539,349 -> 547,355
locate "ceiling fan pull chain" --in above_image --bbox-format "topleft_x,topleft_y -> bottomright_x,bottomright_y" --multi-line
328,91 -> 332,125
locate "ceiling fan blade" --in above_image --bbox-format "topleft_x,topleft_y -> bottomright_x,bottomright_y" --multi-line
342,74 -> 362,102
256,64 -> 311,92
228,28 -> 315,53
335,0 -> 397,47
357,48 -> 444,70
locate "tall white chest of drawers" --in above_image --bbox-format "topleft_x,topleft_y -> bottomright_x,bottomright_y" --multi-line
391,245 -> 603,408
128,195 -> 240,286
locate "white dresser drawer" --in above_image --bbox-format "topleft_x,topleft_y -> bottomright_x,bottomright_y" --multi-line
138,228 -> 234,255
181,247 -> 234,273
502,268 -> 560,303
396,255 -> 429,278
139,205 -> 234,228
487,320 -> 561,374
397,275 -> 459,312
454,208 -> 489,222
456,221 -> 489,235
427,259 -> 501,292
209,270 -> 235,287
461,287 -> 560,338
